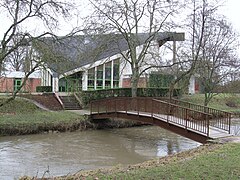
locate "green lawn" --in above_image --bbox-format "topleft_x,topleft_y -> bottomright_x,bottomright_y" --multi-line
181,93 -> 240,114
0,110 -> 86,125
63,143 -> 240,180
0,96 -> 39,114
0,96 -> 89,136
0,110 -> 89,136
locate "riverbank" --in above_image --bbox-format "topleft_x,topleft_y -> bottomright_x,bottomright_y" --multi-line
0,97 -> 144,136
0,111 -> 90,136
57,140 -> 240,179
0,110 -> 144,136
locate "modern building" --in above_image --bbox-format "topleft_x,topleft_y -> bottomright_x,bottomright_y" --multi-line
1,32 -> 189,94
38,32 -> 185,93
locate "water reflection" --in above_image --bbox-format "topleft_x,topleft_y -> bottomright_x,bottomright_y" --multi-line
0,126 -> 201,179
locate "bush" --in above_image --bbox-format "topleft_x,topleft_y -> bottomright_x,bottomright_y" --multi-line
78,87 -> 181,106
149,73 -> 175,88
36,86 -> 52,92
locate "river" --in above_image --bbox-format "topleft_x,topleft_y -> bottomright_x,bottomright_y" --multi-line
0,119 -> 239,180
0,126 -> 202,179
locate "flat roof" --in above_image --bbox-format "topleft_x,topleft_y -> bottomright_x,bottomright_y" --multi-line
1,71 -> 41,78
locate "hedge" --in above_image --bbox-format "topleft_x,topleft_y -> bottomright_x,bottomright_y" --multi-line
149,73 -> 175,88
77,87 -> 181,106
36,86 -> 52,92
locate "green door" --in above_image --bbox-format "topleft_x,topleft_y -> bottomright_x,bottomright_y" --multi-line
59,79 -> 67,92
67,79 -> 81,92
14,79 -> 22,92
59,77 -> 82,92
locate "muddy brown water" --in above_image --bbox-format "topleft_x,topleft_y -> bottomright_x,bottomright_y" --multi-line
0,120 -> 239,180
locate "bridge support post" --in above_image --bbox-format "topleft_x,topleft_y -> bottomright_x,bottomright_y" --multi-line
114,98 -> 117,114
151,99 -> 153,119
228,113 -> 231,134
185,109 -> 188,130
125,99 -> 127,113
207,114 -> 209,137
137,98 -> 139,116
90,102 -> 92,115
105,100 -> 107,114
97,102 -> 99,115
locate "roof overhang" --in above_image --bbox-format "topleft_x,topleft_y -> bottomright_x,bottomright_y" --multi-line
158,32 -> 185,46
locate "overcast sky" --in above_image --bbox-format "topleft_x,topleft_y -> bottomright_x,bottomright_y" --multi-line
0,0 -> 239,44
221,0 -> 240,33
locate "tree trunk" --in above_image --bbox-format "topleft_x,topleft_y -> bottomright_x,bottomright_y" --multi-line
131,68 -> 139,97
204,93 -> 212,106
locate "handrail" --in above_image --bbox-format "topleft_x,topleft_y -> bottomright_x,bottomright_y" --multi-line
54,93 -> 64,108
171,98 -> 232,114
153,99 -> 212,116
169,98 -> 231,133
152,98 -> 211,136
91,97 -> 214,136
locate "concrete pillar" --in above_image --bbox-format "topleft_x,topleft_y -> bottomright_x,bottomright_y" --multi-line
188,75 -> 195,94
52,72 -> 59,93
82,70 -> 88,91
94,67 -> 97,90
111,60 -> 114,88
103,64 -> 106,89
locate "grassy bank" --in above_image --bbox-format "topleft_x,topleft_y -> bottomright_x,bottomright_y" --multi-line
0,111 -> 91,136
53,142 -> 240,180
0,96 -> 39,114
0,96 -> 91,135
0,96 -> 142,136
181,93 -> 240,115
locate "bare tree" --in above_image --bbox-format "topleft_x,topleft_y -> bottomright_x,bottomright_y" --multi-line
196,20 -> 239,106
187,0 -> 239,106
4,34 -> 29,71
0,0 -> 74,106
157,0 -> 207,98
84,0 -> 181,97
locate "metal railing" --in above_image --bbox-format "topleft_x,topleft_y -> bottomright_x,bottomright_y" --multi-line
91,97 -> 212,136
168,99 -> 231,133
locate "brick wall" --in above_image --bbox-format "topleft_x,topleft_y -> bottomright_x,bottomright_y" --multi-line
0,77 -> 14,92
122,77 -> 147,88
24,78 -> 41,92
0,77 -> 41,93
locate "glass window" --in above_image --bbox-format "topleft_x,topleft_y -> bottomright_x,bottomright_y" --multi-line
105,80 -> 111,89
88,80 -> 94,89
113,61 -> 119,81
59,78 -> 67,92
105,62 -> 111,80
97,65 -> 103,80
96,80 -> 103,89
88,68 -> 95,89
14,79 -> 22,91
113,81 -> 119,88
113,59 -> 120,88
88,68 -> 95,80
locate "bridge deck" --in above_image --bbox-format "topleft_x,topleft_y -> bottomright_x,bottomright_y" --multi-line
123,111 -> 231,139
90,97 -> 232,143
92,111 -> 231,140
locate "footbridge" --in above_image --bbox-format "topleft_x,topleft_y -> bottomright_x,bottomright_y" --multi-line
90,97 -> 232,143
